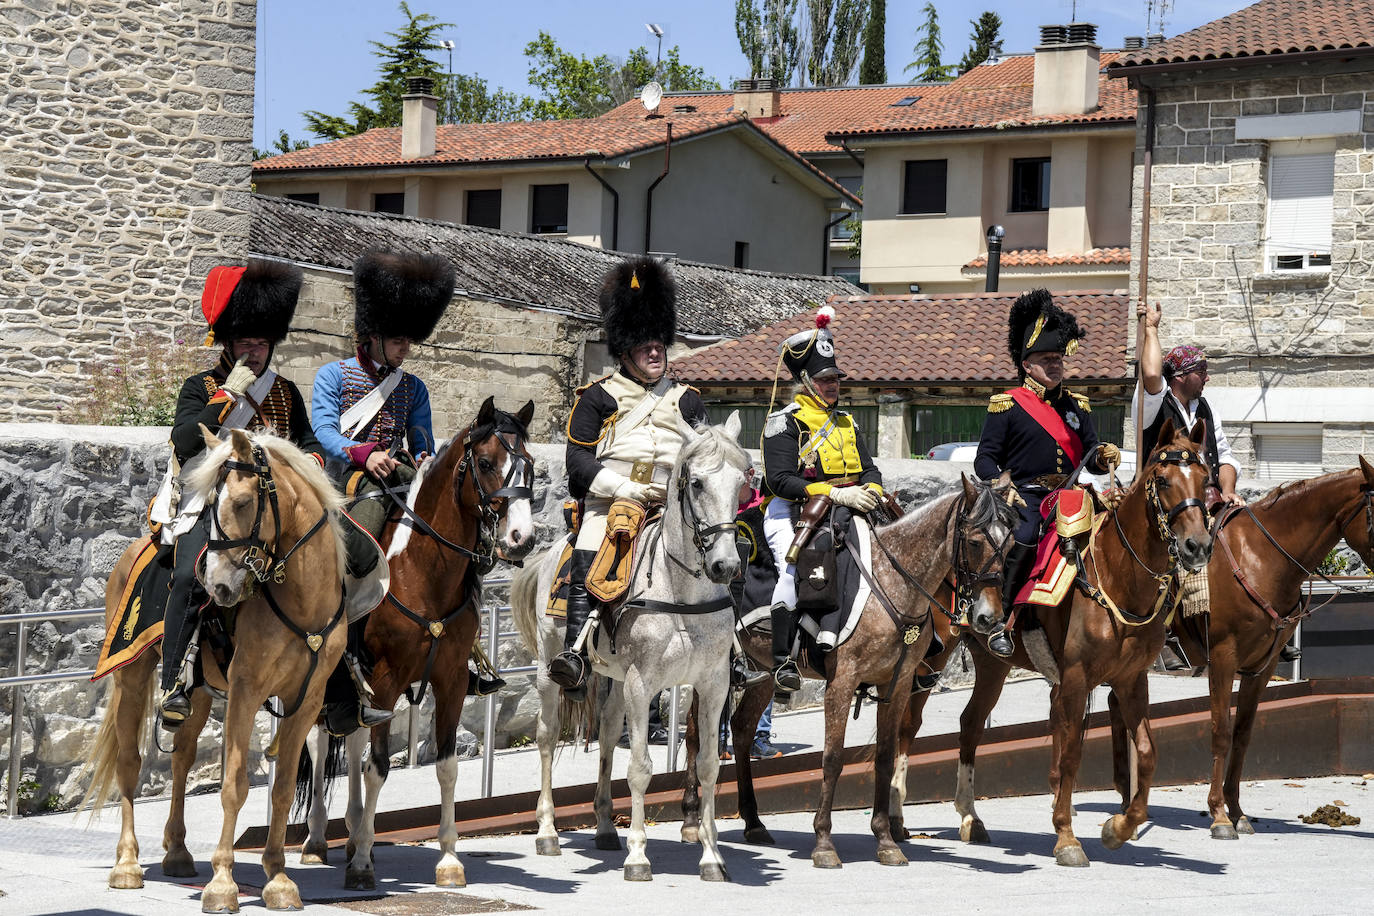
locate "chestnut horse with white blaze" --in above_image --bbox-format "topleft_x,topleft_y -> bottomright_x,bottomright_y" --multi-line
83,428 -> 349,912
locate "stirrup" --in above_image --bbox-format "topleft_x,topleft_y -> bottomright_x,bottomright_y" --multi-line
358,702 -> 395,728
549,651 -> 588,692
1278,642 -> 1301,663
772,660 -> 802,693
914,671 -> 941,692
987,623 -> 1015,659
159,684 -> 191,730
731,655 -> 770,688
469,665 -> 506,697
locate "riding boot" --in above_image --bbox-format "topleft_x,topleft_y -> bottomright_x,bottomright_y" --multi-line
159,526 -> 210,728
549,549 -> 596,699
731,649 -> 770,688
468,643 -> 506,697
989,541 -> 1036,659
1278,638 -> 1301,663
323,621 -> 393,734
770,603 -> 801,692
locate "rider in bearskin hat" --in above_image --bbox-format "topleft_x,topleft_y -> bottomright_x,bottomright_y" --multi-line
156,259 -> 324,727
974,288 -> 1121,658
549,256 -> 721,699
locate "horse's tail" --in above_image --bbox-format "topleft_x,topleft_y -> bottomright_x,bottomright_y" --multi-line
78,675 -> 153,823
559,673 -> 602,751
510,544 -> 551,653
291,729 -> 345,822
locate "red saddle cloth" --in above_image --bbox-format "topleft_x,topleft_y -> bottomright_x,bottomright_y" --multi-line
1014,488 -> 1090,609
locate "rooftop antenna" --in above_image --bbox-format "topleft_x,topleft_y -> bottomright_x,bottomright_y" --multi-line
645,23 -> 664,69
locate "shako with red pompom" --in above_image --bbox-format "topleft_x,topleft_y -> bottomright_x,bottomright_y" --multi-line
778,304 -> 846,383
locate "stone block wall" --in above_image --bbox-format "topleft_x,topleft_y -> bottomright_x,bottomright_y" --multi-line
1125,61 -> 1374,470
272,266 -> 589,444
0,0 -> 258,422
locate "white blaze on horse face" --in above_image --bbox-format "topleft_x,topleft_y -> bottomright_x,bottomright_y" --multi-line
500,446 -> 534,557
205,489 -> 248,606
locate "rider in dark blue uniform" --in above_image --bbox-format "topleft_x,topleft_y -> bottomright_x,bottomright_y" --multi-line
974,289 -> 1120,658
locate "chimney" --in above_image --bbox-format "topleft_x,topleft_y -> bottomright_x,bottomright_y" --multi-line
1032,22 -> 1100,117
732,78 -> 781,119
1123,36 -> 1145,51
402,76 -> 437,159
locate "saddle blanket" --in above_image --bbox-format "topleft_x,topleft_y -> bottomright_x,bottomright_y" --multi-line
1016,488 -> 1095,609
93,536 -> 170,680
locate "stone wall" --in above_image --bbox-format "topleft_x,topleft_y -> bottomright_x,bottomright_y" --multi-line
271,266 -> 588,444
0,0 -> 257,422
1125,60 -> 1374,470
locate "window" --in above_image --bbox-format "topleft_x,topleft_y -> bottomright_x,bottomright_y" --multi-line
530,183 -> 569,234
734,241 -> 750,268
831,176 -> 862,240
908,403 -> 1125,458
1265,141 -> 1334,271
901,159 -> 946,215
285,192 -> 319,205
1254,422 -> 1322,480
373,192 -> 405,214
890,96 -> 920,107
1010,157 -> 1051,212
831,267 -> 866,291
706,405 -> 769,448
466,189 -> 501,229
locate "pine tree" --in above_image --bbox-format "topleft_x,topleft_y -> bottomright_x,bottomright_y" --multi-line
904,2 -> 955,82
804,0 -> 868,87
858,0 -> 886,84
958,11 -> 1003,74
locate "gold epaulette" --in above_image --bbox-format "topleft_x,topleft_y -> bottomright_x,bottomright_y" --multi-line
1068,390 -> 1092,413
573,373 -> 612,397
988,392 -> 1014,414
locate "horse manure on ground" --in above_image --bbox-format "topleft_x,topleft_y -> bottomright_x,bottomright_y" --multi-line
1301,804 -> 1361,827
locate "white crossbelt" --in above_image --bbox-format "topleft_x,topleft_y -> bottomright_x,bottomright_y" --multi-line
338,369 -> 403,439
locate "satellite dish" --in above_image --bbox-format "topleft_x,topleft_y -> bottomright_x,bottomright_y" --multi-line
640,81 -> 663,113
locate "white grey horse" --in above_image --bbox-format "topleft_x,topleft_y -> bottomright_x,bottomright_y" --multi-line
511,411 -> 749,882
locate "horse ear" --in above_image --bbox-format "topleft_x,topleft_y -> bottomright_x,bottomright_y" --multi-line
1152,417 -> 1177,452
674,410 -> 703,444
1359,455 -> 1374,483
961,472 -> 979,505
516,399 -> 535,429
476,396 -> 495,427
230,428 -> 253,461
723,409 -> 742,443
199,422 -> 223,453
1189,418 -> 1207,446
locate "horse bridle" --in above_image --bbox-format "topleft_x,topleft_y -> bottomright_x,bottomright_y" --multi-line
663,465 -> 740,579
950,494 -> 1015,623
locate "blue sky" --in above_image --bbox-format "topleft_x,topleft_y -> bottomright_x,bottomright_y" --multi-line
254,0 -> 1245,148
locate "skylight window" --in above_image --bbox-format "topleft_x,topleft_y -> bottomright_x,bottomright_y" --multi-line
891,96 -> 920,107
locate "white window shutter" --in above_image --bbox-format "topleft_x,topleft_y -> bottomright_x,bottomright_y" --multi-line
1254,423 -> 1323,481
1265,151 -> 1334,256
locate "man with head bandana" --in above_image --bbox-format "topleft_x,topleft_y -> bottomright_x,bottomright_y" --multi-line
975,289 -> 1121,658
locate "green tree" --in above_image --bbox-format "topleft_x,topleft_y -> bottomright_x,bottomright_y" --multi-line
442,72 -> 529,123
736,0 -> 765,78
253,129 -> 310,161
805,0 -> 868,86
958,11 -> 1003,74
859,0 -> 886,83
735,0 -> 802,84
904,1 -> 955,82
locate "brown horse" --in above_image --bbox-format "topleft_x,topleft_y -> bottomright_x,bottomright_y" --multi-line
299,396 -> 536,891
681,474 -> 1018,868
951,418 -> 1214,866
82,428 -> 349,911
1156,456 -> 1374,840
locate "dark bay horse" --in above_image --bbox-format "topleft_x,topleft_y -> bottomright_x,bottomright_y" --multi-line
953,418 -> 1214,866
681,474 -> 1017,868
299,396 -> 536,890
1161,456 -> 1374,840
83,428 -> 349,911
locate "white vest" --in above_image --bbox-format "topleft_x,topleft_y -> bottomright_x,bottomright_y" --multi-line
595,371 -> 689,481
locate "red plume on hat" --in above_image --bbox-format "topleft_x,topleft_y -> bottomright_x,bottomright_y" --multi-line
200,260 -> 301,346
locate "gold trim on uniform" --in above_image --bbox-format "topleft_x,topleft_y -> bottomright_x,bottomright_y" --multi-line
1068,390 -> 1091,413
988,392 -> 1013,413
1022,376 -> 1047,399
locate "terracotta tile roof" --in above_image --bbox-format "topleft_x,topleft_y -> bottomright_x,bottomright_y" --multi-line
602,85 -> 931,155
1111,0 -> 1374,71
673,290 -> 1130,385
828,53 -> 1135,141
963,247 -> 1132,269
248,195 -> 857,339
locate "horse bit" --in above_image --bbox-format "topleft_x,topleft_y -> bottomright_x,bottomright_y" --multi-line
662,466 -> 739,579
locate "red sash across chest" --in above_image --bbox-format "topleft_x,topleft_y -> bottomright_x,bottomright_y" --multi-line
1009,387 -> 1084,467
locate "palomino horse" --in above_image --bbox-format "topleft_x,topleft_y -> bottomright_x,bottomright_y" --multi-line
300,396 -> 536,890
511,412 -> 749,881
955,418 -> 1215,866
1159,456 -> 1374,840
83,428 -> 349,912
682,473 -> 1018,868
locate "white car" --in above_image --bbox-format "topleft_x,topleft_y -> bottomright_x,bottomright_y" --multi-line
925,441 -> 979,462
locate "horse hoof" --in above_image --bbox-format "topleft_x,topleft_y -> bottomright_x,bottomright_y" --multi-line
1055,844 -> 1090,868
262,874 -> 303,911
1210,822 -> 1239,840
535,836 -> 562,856
811,849 -> 843,869
201,884 -> 241,913
877,847 -> 909,867
595,832 -> 621,851
700,863 -> 730,882
742,826 -> 775,845
344,869 -> 376,891
299,840 -> 329,865
162,849 -> 198,878
108,863 -> 144,889
624,862 -> 653,882
681,825 -> 700,844
1236,816 -> 1255,835
961,819 -> 991,844
435,864 -> 466,887
1100,815 -> 1128,850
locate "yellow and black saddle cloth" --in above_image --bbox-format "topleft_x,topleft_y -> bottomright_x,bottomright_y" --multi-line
93,536 -> 174,679
545,499 -> 657,629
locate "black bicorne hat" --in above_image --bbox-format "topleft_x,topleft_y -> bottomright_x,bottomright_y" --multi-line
202,259 -> 302,346
780,305 -> 845,382
1006,288 -> 1084,378
599,255 -> 677,360
352,247 -> 455,343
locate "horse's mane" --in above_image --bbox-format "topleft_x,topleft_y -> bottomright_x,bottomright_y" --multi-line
966,478 -> 1020,531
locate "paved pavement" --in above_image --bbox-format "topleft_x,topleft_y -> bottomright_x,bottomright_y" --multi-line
2,674 -> 1370,914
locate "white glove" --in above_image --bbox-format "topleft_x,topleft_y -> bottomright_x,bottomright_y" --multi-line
222,358 -> 257,397
830,485 -> 879,513
614,479 -> 666,504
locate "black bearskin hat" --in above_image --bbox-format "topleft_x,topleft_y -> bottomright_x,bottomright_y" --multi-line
1007,288 -> 1084,378
352,247 -> 455,343
599,256 -> 677,361
203,259 -> 302,346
